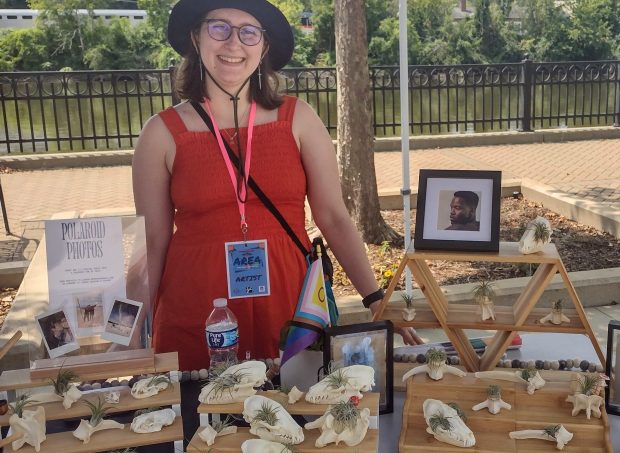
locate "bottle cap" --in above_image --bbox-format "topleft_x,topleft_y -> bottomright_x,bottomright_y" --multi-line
213,298 -> 228,308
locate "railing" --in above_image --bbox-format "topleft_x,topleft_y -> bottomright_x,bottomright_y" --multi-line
1,59 -> 619,153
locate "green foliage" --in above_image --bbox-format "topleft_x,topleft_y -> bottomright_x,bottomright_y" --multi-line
429,412 -> 452,432
83,396 -> 109,426
8,394 -> 34,418
0,28 -> 49,70
50,368 -> 79,397
329,400 -> 360,433
447,402 -> 467,422
543,424 -> 561,439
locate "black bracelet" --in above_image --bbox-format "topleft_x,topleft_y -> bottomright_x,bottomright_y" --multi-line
362,288 -> 385,308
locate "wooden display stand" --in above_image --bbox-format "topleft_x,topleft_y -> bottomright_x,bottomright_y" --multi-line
399,371 -> 613,452
0,351 -> 183,452
186,391 -> 381,452
373,242 -> 606,372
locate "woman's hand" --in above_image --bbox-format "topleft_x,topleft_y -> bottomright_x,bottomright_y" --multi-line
368,301 -> 424,345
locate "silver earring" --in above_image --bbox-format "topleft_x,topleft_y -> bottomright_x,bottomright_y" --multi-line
257,64 -> 262,90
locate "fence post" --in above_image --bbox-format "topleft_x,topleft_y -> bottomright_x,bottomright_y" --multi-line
519,57 -> 533,132
169,61 -> 180,105
615,61 -> 620,127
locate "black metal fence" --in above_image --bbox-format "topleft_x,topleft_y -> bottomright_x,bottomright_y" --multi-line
1,59 -> 619,153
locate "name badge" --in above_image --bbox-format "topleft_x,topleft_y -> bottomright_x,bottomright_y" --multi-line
225,239 -> 270,299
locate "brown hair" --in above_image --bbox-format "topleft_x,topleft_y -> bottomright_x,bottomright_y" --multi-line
173,23 -> 284,110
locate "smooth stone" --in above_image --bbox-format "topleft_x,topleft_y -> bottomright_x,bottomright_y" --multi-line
81,384 -> 93,391
102,381 -> 111,388
550,361 -> 560,370
573,358 -> 581,368
543,360 -> 551,370
452,356 -> 460,365
91,383 -> 102,390
535,360 -> 544,370
449,356 -> 459,365
527,360 -> 536,369
558,360 -> 567,370
416,354 -> 426,364
566,360 -> 574,369
190,370 -> 199,381
181,371 -> 190,383
128,377 -> 138,387
394,354 -> 403,362
588,363 -> 597,373
580,360 -> 590,371
503,360 -> 511,368
596,364 -> 604,373
519,361 -> 527,369
511,359 -> 521,368
199,369 -> 209,380
110,380 -> 120,387
120,379 -> 129,387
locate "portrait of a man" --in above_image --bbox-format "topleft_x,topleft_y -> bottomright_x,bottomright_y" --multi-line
445,191 -> 481,231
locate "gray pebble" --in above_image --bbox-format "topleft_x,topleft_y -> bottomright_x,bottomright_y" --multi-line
566,359 -> 574,369
91,383 -> 102,390
535,360 -> 544,370
265,358 -> 273,368
128,377 -> 138,387
181,371 -> 190,383
503,360 -> 511,368
543,361 -> 551,370
596,364 -> 604,373
190,370 -> 199,381
452,356 -> 460,366
120,379 -> 129,387
527,360 -> 535,369
81,384 -> 93,391
519,361 -> 527,369
199,369 -> 209,380
511,359 -> 520,368
102,381 -> 111,388
588,363 -> 597,373
394,353 -> 402,362
110,379 -> 120,387
550,361 -> 560,370
449,356 -> 459,366
573,358 -> 581,368
579,360 -> 590,372
416,354 -> 426,364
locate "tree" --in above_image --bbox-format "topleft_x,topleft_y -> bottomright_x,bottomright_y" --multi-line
334,0 -> 400,244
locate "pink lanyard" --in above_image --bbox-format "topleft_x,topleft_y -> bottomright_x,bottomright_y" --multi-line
203,99 -> 257,239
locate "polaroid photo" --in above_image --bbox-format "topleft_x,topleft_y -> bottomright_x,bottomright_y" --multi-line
35,308 -> 80,359
73,290 -> 105,337
101,298 -> 143,346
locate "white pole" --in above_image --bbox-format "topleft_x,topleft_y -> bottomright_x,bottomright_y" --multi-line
398,0 -> 412,296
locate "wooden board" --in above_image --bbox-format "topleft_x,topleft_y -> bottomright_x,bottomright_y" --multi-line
0,352 -> 178,392
199,391 -> 380,417
2,416 -> 183,453
406,242 -> 561,264
29,348 -> 155,380
0,382 -> 181,427
187,427 -> 379,452
399,371 -> 613,453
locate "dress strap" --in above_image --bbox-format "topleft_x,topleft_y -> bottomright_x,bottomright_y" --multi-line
277,95 -> 298,122
158,107 -> 188,143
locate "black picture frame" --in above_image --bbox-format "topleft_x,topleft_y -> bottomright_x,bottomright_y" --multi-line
605,320 -> 620,416
414,169 -> 502,252
323,320 -> 394,414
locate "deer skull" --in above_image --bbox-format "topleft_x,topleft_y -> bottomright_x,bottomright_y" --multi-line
199,360 -> 267,404
423,399 -> 476,448
305,365 -> 375,404
243,395 -> 304,445
130,408 -> 176,433
130,376 -> 170,399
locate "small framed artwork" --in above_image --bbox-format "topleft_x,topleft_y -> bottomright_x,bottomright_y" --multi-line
323,321 -> 394,414
101,298 -> 143,346
35,308 -> 80,359
605,320 -> 620,416
414,169 -> 502,252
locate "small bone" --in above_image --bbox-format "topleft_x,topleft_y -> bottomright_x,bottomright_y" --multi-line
288,386 -> 304,404
403,363 -> 466,381
566,393 -> 603,419
198,423 -> 238,446
509,425 -> 573,450
475,370 -> 545,395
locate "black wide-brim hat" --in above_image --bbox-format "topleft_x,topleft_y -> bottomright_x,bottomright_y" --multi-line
168,0 -> 294,70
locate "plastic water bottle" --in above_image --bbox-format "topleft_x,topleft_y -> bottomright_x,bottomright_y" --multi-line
205,298 -> 239,369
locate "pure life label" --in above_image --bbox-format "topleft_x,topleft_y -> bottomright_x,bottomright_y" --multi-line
206,327 -> 239,349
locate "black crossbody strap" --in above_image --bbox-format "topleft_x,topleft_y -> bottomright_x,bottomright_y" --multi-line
190,101 -> 310,258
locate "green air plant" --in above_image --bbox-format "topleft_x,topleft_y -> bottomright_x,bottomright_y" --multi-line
252,400 -> 279,427
428,412 -> 452,433
379,240 -> 391,255
487,384 -> 502,401
50,368 -> 79,397
552,299 -> 563,311
207,359 -> 239,379
8,394 -> 34,418
330,400 -> 361,434
472,280 -> 496,302
211,415 -> 234,433
401,292 -> 414,310
577,373 -> 604,396
447,402 -> 467,422
203,369 -> 250,400
520,367 -> 538,381
83,396 -> 109,427
531,220 -> 551,243
543,424 -> 561,439
147,374 -> 171,387
425,348 -> 447,366
325,367 -> 350,390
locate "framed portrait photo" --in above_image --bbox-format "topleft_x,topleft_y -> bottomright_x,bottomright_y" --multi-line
35,308 -> 80,359
605,320 -> 620,416
414,169 -> 502,252
323,321 -> 394,414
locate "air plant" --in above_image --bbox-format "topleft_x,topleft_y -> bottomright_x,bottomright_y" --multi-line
8,394 -> 34,418
577,373 -> 605,396
50,368 -> 79,397
207,359 -> 239,379
531,220 -> 551,243
147,374 -> 171,387
447,402 -> 467,422
401,292 -> 414,309
428,412 -> 452,433
426,348 -> 448,366
211,415 -> 235,433
552,299 -> 563,312
472,280 -> 496,301
330,400 -> 361,434
252,400 -> 279,427
202,369 -> 250,400
83,396 -> 109,427
543,424 -> 561,439
487,384 -> 502,401
325,367 -> 350,390
134,406 -> 163,417
520,367 -> 538,381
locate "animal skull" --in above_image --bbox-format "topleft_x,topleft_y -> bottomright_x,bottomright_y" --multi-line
305,365 -> 375,404
130,376 -> 170,399
423,399 -> 475,448
519,216 -> 552,254
199,361 -> 267,404
243,395 -> 304,445
72,419 -> 124,444
104,391 -> 120,404
509,425 -> 573,450
305,405 -> 370,447
8,406 -> 47,452
130,408 -> 176,433
241,439 -> 290,453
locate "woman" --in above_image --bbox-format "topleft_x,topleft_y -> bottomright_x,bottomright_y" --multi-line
133,0 -> 422,374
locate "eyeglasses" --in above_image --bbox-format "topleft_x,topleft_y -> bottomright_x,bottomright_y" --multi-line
203,19 -> 265,46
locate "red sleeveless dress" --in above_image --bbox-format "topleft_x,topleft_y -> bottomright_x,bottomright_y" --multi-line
153,96 -> 310,371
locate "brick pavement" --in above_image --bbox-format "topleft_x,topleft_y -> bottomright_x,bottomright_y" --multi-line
0,137 -> 618,261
